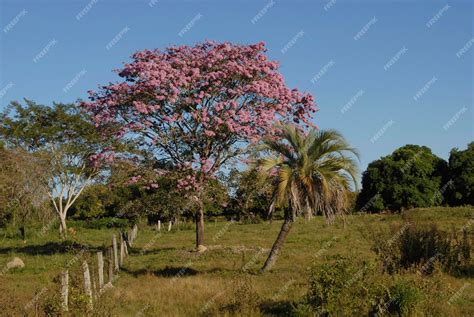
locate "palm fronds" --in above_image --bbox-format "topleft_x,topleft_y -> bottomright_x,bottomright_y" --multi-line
255,124 -> 359,223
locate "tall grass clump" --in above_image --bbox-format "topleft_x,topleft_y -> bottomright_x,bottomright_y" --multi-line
369,222 -> 472,276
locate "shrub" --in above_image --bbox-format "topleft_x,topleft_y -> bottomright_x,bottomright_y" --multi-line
306,255 -> 390,316
369,222 -> 472,275
304,255 -> 430,316
221,276 -> 261,315
380,280 -> 421,316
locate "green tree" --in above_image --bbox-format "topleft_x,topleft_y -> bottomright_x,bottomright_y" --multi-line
0,146 -> 49,238
0,100 -> 107,237
226,168 -> 273,221
447,142 -> 474,206
256,125 -> 359,272
356,145 -> 448,212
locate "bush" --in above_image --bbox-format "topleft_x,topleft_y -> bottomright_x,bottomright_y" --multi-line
304,255 -> 429,316
221,276 -> 261,315
306,255 -> 390,316
369,222 -> 472,275
381,280 -> 421,316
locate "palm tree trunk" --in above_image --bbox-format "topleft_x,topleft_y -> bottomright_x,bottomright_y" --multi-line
260,217 -> 293,272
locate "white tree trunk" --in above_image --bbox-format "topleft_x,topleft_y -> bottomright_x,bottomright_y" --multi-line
168,220 -> 172,232
59,214 -> 67,238
157,220 -> 161,232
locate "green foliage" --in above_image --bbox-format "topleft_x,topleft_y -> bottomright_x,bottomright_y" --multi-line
82,217 -> 130,229
71,170 -> 229,223
0,100 -> 103,158
202,177 -> 229,217
0,146 -> 49,233
256,125 -> 359,220
305,255 -> 429,316
385,280 -> 422,316
69,184 -> 109,219
226,168 -> 273,220
447,142 -> 474,206
357,144 -> 448,212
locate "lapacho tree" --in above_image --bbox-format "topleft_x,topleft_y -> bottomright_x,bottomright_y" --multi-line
82,41 -> 316,250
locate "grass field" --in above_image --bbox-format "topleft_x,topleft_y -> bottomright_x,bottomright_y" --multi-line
1,207 -> 473,316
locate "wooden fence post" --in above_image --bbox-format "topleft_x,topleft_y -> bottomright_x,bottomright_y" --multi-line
132,224 -> 138,241
119,239 -> 125,267
108,247 -> 114,283
97,251 -> 104,289
82,261 -> 93,311
157,220 -> 161,232
113,235 -> 119,271
60,270 -> 69,312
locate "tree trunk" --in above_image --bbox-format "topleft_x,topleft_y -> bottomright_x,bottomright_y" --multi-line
305,202 -> 312,221
59,215 -> 67,239
261,217 -> 293,272
19,226 -> 25,241
195,208 -> 205,250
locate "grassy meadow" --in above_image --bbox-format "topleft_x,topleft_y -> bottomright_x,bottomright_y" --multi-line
1,207 -> 473,316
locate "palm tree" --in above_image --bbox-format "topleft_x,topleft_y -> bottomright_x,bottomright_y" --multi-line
255,124 -> 359,272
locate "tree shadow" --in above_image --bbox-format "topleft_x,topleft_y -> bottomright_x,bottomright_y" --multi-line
0,241 -> 93,255
121,265 -> 199,278
259,300 -> 299,316
452,264 -> 474,278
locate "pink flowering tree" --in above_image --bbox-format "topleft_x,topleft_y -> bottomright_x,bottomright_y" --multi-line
82,41 -> 316,250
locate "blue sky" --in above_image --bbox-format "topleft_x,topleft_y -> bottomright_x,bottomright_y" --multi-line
0,0 -> 472,172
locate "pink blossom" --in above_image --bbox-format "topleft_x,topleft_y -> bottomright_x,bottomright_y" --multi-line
81,41 -> 317,191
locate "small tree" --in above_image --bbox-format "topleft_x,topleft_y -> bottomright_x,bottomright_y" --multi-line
226,168 -> 274,221
82,41 -> 316,249
0,146 -> 49,239
0,100 -> 106,237
356,145 -> 447,212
